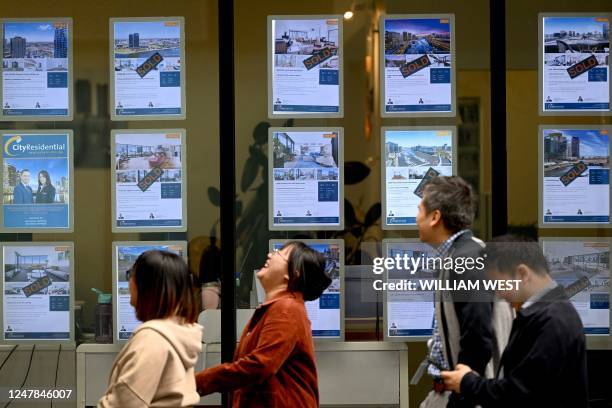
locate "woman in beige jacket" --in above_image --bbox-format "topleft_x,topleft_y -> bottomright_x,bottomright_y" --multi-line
98,250 -> 203,408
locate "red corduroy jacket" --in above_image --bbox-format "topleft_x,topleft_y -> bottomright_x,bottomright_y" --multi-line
196,291 -> 319,408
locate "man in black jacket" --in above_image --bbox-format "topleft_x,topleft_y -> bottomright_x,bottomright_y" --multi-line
441,235 -> 588,408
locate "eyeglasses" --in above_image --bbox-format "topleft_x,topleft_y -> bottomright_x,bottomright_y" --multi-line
125,269 -> 132,280
271,248 -> 288,262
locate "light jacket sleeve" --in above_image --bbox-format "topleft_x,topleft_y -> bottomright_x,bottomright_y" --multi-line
450,244 -> 494,375
98,330 -> 169,408
196,305 -> 300,395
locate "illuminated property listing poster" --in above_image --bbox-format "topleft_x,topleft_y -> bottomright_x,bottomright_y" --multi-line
269,16 -> 342,117
540,127 -> 611,227
542,239 -> 610,335
114,242 -> 186,341
271,240 -> 343,339
383,240 -> 435,339
381,15 -> 454,116
110,17 -> 185,120
112,130 -> 186,232
1,131 -> 72,232
1,19 -> 72,120
2,243 -> 73,341
269,128 -> 343,230
382,127 -> 455,229
541,14 -> 610,114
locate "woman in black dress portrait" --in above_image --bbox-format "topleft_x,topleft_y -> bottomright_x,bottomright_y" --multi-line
35,170 -> 56,204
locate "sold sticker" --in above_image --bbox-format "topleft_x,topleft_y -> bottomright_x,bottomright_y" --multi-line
137,167 -> 163,192
560,161 -> 587,186
400,55 -> 432,78
564,276 -> 590,299
567,55 -> 598,79
414,167 -> 440,198
22,275 -> 52,298
303,48 -> 334,70
136,52 -> 164,78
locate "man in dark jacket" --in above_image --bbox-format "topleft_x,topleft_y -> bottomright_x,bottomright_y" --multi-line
441,235 -> 588,408
416,176 -> 513,408
13,169 -> 33,204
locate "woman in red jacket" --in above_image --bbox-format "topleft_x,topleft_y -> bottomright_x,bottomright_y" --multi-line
195,241 -> 331,407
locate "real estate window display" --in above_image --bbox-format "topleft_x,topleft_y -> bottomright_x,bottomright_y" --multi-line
0,2 -> 608,406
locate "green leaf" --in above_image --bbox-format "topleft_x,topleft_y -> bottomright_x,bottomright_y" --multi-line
345,199 -> 358,227
364,202 -> 382,227
345,161 -> 371,185
207,187 -> 220,206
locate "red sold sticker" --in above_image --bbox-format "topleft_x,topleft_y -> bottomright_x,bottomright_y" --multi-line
400,55 -> 432,78
567,55 -> 598,79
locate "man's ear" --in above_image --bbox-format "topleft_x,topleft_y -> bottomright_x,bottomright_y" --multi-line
516,264 -> 530,281
430,209 -> 442,228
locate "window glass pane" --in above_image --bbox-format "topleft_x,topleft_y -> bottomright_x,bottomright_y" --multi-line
0,0 -> 219,398
235,1 -> 491,403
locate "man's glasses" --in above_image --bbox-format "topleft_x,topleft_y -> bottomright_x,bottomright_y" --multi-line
125,269 -> 132,280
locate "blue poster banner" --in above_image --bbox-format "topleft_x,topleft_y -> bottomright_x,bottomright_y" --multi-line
2,133 -> 70,229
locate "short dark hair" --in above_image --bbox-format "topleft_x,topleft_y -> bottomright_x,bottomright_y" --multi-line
422,176 -> 475,233
132,250 -> 199,323
281,241 -> 331,301
484,235 -> 549,276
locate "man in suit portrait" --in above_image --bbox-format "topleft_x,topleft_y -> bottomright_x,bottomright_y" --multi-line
13,169 -> 33,204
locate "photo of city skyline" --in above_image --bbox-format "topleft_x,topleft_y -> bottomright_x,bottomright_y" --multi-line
114,20 -> 181,59
273,19 -> 339,56
384,18 -> 451,55
2,21 -> 68,61
117,244 -> 184,282
543,129 -> 609,177
2,158 -> 69,205
385,131 -> 453,168
543,16 -> 609,53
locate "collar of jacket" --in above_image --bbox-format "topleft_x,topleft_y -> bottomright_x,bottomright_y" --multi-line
259,290 -> 304,308
450,229 -> 474,247
517,285 -> 568,318
437,229 -> 475,261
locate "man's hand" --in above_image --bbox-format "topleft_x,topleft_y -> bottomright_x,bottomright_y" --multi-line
440,364 -> 473,393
